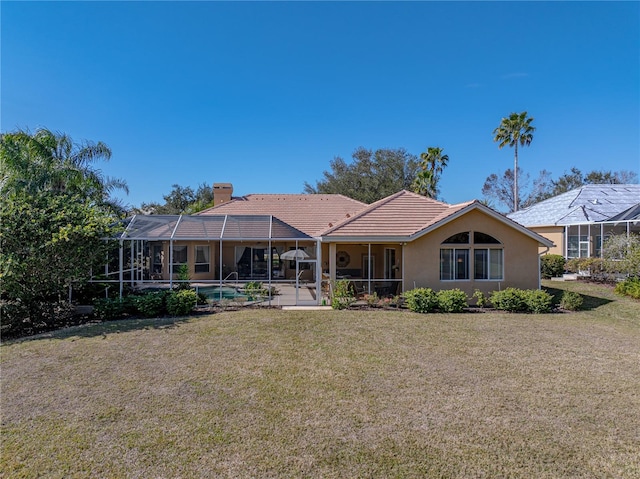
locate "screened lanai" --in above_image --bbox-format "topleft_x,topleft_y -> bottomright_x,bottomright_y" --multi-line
97,214 -> 321,305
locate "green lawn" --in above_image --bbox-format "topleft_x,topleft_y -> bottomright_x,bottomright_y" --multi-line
2,281 -> 639,478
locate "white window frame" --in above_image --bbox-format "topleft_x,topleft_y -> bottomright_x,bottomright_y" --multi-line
473,248 -> 504,281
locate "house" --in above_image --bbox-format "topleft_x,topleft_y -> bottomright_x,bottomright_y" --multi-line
108,184 -> 553,305
507,184 -> 640,259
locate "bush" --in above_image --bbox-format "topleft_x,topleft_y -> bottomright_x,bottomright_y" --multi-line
491,288 -> 553,313
166,289 -> 197,316
541,254 -> 566,279
134,291 -> 166,318
490,288 -> 527,312
1,300 -> 74,337
472,289 -> 487,308
436,289 -> 468,313
331,279 -> 355,310
614,277 -> 640,299
93,297 -> 127,321
364,292 -> 379,307
560,291 -> 583,311
523,289 -> 553,314
403,288 -> 438,313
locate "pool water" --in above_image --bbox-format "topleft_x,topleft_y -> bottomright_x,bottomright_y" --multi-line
197,286 -> 248,301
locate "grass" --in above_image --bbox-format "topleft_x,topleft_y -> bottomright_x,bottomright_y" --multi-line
2,280 -> 639,478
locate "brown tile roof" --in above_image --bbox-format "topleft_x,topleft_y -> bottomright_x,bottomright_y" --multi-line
322,190 -> 475,238
198,194 -> 366,237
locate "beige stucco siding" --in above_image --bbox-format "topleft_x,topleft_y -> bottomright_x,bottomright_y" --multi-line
403,210 -> 542,295
528,226 -> 563,256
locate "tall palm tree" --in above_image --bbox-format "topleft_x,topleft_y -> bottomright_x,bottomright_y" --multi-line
492,112 -> 535,212
412,146 -> 449,199
1,128 -> 128,212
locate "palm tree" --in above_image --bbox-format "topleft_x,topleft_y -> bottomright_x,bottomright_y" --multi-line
412,146 -> 449,199
1,128 -> 128,212
492,112 -> 535,211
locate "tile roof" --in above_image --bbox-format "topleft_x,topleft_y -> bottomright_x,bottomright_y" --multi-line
198,194 -> 366,236
322,190 -> 474,238
508,184 -> 640,226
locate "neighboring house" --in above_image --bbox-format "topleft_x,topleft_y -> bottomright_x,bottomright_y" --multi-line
508,184 -> 640,259
108,184 -> 553,305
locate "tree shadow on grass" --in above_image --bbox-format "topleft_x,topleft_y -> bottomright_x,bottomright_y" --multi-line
5,315 -> 198,344
543,286 -> 613,311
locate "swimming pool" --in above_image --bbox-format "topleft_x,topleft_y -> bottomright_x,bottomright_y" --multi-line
197,286 -> 248,301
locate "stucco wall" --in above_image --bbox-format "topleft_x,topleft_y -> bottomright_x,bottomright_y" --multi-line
528,226 -> 563,256
403,209 -> 542,295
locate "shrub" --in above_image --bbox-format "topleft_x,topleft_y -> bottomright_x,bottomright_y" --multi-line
166,289 -> 197,316
1,300 -> 75,337
134,291 -> 166,318
472,289 -> 487,308
490,288 -> 527,313
491,288 -> 553,313
364,292 -> 379,307
560,291 -> 583,311
436,289 -> 468,313
93,297 -> 127,321
244,281 -> 266,301
175,264 -> 191,291
541,254 -> 566,279
523,289 -> 553,314
331,279 -> 355,310
403,288 -> 438,313
614,277 -> 640,299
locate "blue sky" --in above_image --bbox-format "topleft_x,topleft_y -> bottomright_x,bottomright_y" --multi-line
2,1 -> 639,209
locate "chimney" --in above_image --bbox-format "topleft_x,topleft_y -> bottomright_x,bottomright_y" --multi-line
213,183 -> 233,205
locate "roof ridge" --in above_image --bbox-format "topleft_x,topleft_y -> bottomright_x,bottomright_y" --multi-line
319,190 -> 419,235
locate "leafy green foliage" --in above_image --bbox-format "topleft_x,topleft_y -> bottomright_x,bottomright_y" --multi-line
175,264 -> 191,291
541,254 -> 566,279
472,289 -> 487,308
523,290 -> 553,314
603,233 -> 640,276
403,288 -> 438,313
614,277 -> 640,300
491,288 -> 553,313
436,288 -> 468,313
490,288 -> 527,312
559,291 -> 584,311
412,147 -> 449,199
492,111 -> 536,212
331,279 -> 355,310
304,147 -> 420,204
166,290 -> 197,316
134,291 -> 167,318
133,182 -> 215,215
93,298 -> 127,321
0,128 -> 126,337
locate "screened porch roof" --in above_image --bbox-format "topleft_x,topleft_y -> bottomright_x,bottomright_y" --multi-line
119,214 -> 312,241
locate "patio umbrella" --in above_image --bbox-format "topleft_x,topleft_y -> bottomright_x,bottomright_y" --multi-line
280,249 -> 310,260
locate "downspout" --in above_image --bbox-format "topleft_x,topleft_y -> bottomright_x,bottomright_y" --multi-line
538,245 -> 550,289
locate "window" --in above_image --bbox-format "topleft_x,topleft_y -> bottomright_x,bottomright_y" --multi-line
440,249 -> 469,280
195,245 -> 210,273
440,231 -> 503,281
443,232 -> 470,244
171,245 -> 188,274
474,249 -> 503,280
568,235 -> 588,258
